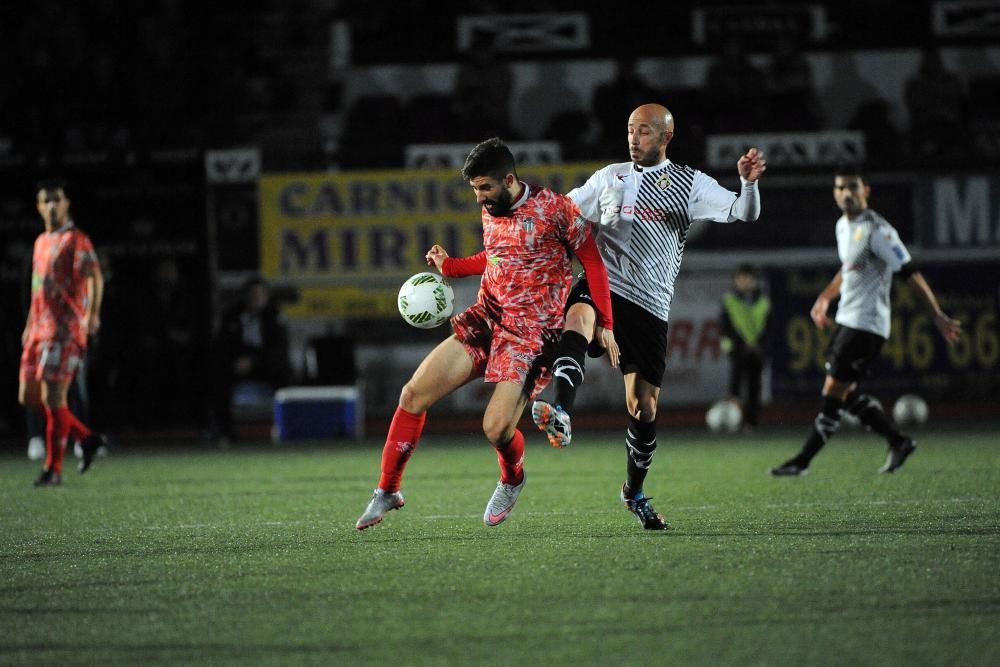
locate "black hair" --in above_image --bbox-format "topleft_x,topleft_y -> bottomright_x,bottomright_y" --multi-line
734,263 -> 760,279
36,178 -> 69,197
461,137 -> 517,182
833,164 -> 867,185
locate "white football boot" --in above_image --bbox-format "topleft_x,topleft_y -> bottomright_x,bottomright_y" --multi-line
356,488 -> 405,530
27,436 -> 45,461
483,473 -> 526,527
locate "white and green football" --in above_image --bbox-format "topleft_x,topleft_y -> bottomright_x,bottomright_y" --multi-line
397,272 -> 455,329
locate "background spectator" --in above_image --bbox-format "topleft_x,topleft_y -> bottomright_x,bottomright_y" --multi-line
209,276 -> 292,443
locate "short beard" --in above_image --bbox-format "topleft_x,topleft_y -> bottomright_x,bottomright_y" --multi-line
486,189 -> 514,217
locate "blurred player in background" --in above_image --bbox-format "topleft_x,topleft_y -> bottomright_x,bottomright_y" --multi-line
355,137 -> 614,530
771,167 -> 962,477
22,243 -> 92,461
20,180 -> 108,486
534,103 -> 766,529
719,263 -> 771,432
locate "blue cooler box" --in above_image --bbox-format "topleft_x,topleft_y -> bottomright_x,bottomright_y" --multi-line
273,386 -> 363,441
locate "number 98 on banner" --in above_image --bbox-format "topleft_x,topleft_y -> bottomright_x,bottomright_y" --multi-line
397,272 -> 455,329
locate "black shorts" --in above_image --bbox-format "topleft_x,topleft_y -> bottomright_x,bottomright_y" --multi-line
566,274 -> 669,387
825,325 -> 886,382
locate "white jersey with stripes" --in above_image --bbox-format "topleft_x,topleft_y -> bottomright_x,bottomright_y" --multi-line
834,208 -> 911,339
568,158 -> 751,322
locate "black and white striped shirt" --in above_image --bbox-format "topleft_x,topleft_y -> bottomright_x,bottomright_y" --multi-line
569,159 -> 759,322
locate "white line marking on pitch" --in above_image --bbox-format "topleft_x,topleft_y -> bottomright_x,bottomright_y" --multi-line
423,497 -> 985,521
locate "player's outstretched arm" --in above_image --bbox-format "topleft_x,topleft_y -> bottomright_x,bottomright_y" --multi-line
721,147 -> 766,223
427,245 -> 488,278
908,272 -> 963,343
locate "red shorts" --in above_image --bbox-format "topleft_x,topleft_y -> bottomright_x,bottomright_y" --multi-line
20,338 -> 86,384
451,303 -> 561,399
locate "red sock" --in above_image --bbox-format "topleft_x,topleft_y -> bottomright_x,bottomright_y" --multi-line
495,429 -> 525,485
61,406 -> 92,440
44,405 -> 71,475
378,407 -> 427,493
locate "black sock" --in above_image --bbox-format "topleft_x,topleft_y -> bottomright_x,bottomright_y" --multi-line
552,330 -> 588,412
625,416 -> 657,497
799,395 -> 843,463
844,391 -> 905,446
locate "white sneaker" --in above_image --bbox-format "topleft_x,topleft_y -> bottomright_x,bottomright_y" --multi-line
531,400 -> 572,448
356,488 -> 405,530
483,473 -> 526,527
27,436 -> 45,461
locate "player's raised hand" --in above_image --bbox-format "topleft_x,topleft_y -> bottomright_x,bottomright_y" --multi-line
595,326 -> 620,368
425,244 -> 449,271
738,147 -> 767,182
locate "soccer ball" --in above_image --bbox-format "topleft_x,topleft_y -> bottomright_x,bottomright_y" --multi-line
397,272 -> 455,329
892,393 -> 928,427
706,400 -> 742,433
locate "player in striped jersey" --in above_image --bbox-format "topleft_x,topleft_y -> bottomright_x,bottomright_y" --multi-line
423,107 -> 765,528
534,103 -> 767,529
771,166 -> 962,477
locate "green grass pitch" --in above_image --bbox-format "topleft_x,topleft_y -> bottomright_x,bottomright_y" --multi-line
2,424 -> 998,666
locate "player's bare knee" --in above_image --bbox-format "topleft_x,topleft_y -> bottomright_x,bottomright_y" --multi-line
481,418 -> 512,447
564,304 -> 595,339
636,404 -> 657,422
41,394 -> 66,410
822,376 -> 853,400
398,383 -> 428,414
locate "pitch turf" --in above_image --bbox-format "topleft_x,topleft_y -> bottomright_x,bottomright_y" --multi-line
2,424 -> 998,666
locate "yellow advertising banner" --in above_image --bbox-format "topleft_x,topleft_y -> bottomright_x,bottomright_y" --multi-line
259,163 -> 604,319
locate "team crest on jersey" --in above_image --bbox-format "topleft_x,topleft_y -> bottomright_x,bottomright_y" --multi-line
521,217 -> 535,233
656,174 -> 672,190
853,227 -> 865,242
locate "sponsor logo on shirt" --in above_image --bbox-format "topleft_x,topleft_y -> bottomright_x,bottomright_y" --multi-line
621,205 -> 668,222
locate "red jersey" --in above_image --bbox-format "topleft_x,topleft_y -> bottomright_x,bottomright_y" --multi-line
477,184 -> 591,332
28,223 -> 99,346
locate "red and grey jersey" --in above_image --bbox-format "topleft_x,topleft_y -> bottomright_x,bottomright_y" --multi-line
569,158 -> 758,323
28,222 -> 98,346
476,183 -> 591,332
835,208 -> 911,339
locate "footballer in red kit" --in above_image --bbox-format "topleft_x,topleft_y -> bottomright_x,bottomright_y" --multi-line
450,183 -> 610,396
20,181 -> 108,486
356,138 -> 613,531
